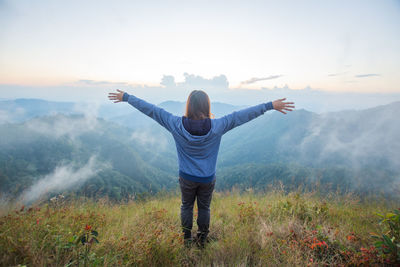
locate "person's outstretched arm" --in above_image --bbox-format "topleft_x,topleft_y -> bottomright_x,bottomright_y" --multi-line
216,98 -> 294,135
108,89 -> 177,132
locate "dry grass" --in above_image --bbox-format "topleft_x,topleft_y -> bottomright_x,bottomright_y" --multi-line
0,189 -> 397,266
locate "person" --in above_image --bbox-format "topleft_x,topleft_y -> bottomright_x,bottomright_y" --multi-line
108,89 -> 294,248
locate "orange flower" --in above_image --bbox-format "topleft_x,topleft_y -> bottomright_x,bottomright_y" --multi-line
85,224 -> 92,231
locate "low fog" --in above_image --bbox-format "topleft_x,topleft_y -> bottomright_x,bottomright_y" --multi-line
20,156 -> 106,204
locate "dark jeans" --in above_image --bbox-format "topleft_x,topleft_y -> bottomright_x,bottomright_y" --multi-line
179,176 -> 215,239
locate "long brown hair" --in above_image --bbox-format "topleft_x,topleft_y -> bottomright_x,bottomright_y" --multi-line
185,90 -> 214,119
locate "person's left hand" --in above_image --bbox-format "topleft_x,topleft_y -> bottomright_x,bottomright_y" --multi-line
108,89 -> 125,103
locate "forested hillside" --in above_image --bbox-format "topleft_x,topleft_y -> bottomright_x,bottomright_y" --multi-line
0,99 -> 399,203
0,114 -> 177,202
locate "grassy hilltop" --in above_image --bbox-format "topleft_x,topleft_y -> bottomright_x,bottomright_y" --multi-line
1,189 -> 399,266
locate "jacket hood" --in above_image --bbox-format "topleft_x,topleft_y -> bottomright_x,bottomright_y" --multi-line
180,117 -> 213,142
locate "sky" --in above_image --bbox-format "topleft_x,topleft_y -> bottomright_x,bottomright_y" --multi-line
0,0 -> 399,105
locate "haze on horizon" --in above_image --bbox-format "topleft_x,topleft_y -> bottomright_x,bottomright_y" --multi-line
0,0 -> 399,106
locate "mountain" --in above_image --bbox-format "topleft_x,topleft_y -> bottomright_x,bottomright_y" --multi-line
110,100 -> 400,195
0,99 -> 76,123
1,99 -> 399,202
217,102 -> 400,194
0,98 -> 245,131
0,114 -> 177,202
219,102 -> 400,168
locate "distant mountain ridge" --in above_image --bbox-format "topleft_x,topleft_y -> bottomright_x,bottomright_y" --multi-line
0,98 -> 245,125
1,99 -> 399,201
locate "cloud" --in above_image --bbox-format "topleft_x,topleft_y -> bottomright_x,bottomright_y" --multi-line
26,116 -> 91,139
354,73 -> 380,78
0,107 -> 25,124
296,103 -> 400,194
240,75 -> 283,86
25,104 -> 100,140
20,156 -> 107,203
160,75 -> 176,87
158,73 -> 229,90
130,130 -> 168,151
74,79 -> 130,87
328,72 -> 347,77
180,73 -> 229,89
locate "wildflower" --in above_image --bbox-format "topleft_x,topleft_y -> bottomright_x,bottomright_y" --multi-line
310,258 -> 314,262
36,219 -> 40,225
85,224 -> 92,231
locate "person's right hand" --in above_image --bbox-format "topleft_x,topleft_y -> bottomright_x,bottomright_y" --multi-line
272,98 -> 295,114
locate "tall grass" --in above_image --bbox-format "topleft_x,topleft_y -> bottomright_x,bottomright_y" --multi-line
0,189 -> 398,266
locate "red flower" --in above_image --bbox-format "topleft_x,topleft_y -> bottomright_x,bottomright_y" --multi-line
85,224 -> 92,231
266,232 -> 274,236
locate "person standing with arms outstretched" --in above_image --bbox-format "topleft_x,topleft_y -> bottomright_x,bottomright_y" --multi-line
108,89 -> 294,247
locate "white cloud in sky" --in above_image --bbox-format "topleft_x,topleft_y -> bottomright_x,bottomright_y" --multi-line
240,75 -> 283,86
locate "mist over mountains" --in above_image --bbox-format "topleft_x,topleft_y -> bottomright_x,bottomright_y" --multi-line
0,98 -> 399,203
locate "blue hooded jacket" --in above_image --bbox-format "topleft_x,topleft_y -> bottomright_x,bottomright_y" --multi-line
123,93 -> 274,183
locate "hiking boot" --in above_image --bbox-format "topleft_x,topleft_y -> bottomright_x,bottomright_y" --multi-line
183,229 -> 193,248
196,231 -> 208,248
184,237 -> 193,248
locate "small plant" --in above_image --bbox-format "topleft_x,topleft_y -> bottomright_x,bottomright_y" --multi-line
238,201 -> 258,223
67,224 -> 99,267
49,194 -> 66,209
372,208 -> 400,264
